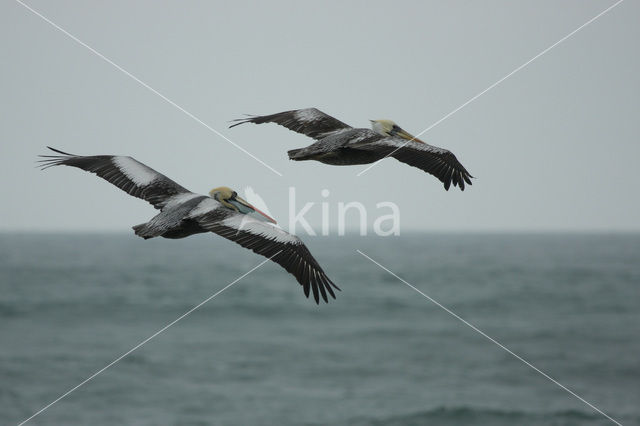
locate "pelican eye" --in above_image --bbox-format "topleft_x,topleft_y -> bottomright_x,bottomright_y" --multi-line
232,191 -> 238,198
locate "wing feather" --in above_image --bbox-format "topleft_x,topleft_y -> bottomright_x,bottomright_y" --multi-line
360,139 -> 474,191
192,210 -> 339,304
230,108 -> 352,140
38,147 -> 191,209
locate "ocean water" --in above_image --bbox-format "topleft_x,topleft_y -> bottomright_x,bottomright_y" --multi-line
1,233 -> 638,426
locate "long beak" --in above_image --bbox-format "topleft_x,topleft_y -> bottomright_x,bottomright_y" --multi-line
395,128 -> 425,144
230,196 -> 277,224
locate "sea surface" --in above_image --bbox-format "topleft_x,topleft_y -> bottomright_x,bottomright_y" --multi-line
1,233 -> 639,426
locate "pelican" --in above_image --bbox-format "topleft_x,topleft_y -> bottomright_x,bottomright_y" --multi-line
231,108 -> 473,190
38,147 -> 339,304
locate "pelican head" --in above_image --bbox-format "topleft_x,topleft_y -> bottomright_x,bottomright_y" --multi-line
209,186 -> 276,224
370,119 -> 425,143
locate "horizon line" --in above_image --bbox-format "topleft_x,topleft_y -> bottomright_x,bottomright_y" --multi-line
1,229 -> 639,235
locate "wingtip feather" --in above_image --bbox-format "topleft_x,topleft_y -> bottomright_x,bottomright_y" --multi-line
228,115 -> 257,129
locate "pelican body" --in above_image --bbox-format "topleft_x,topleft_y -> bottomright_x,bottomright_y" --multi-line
39,147 -> 339,304
231,108 -> 473,190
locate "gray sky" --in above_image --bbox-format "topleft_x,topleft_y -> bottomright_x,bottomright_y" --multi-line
2,0 -> 638,233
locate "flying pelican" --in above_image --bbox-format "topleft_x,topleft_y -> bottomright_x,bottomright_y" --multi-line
38,147 -> 339,304
230,108 -> 473,190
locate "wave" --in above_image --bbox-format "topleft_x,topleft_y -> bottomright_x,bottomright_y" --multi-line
348,406 -> 623,426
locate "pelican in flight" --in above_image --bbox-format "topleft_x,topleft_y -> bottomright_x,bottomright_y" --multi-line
231,108 -> 473,190
38,147 -> 339,304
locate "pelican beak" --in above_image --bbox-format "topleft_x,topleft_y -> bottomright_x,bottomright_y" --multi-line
394,127 -> 425,143
230,195 -> 277,224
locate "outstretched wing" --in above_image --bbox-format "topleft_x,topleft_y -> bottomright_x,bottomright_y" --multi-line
191,204 -> 340,304
38,147 -> 192,209
359,138 -> 473,191
230,108 -> 352,140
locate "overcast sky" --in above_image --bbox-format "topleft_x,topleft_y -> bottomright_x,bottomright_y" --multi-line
2,0 -> 638,233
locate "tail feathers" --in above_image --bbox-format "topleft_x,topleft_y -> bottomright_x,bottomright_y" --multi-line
132,223 -> 159,239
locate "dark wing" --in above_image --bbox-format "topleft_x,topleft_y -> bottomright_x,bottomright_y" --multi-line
38,147 -> 192,209
360,138 -> 473,190
229,108 -> 352,140
192,206 -> 340,304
